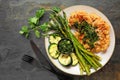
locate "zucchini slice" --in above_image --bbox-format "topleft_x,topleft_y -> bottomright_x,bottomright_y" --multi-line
49,34 -> 61,44
48,43 -> 60,59
70,53 -> 78,66
58,53 -> 72,66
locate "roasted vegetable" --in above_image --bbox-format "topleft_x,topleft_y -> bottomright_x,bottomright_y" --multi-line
49,34 -> 61,44
58,53 -> 72,66
48,43 -> 60,59
70,53 -> 78,66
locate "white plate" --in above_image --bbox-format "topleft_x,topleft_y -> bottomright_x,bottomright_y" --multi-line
45,5 -> 115,75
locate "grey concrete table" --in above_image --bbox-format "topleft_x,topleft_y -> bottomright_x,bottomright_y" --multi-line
0,0 -> 120,80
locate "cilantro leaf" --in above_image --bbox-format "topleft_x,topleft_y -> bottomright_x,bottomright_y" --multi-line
19,26 -> 30,38
20,26 -> 29,33
19,7 -> 62,39
36,8 -> 45,18
19,30 -> 24,34
52,7 -> 61,13
29,17 -> 39,25
39,22 -> 49,32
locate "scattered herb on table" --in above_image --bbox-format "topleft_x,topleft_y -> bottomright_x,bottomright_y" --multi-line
19,7 -> 61,38
19,8 -> 46,38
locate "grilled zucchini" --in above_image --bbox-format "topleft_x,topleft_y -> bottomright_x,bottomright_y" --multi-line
48,43 -> 60,59
70,53 -> 78,66
58,53 -> 72,66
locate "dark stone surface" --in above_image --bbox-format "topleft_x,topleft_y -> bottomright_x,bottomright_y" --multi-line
0,0 -> 120,80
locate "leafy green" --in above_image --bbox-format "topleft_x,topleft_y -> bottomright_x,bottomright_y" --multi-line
51,7 -> 61,13
21,26 -> 29,33
39,22 -> 49,32
36,8 -> 45,18
19,26 -> 29,38
29,17 -> 39,25
20,8 -> 46,38
19,30 -> 24,34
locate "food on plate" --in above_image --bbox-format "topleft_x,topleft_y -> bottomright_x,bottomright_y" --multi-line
48,34 -> 79,66
48,43 -> 60,59
58,53 -> 72,66
58,39 -> 74,54
70,53 -> 78,66
46,9 -> 102,75
20,7 -> 111,75
68,11 -> 110,53
49,34 -> 62,44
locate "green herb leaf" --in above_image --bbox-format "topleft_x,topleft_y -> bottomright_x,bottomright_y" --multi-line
39,22 -> 49,32
52,7 -> 61,13
29,17 -> 39,25
19,30 -> 24,34
21,26 -> 29,33
36,8 -> 45,18
35,30 -> 40,38
19,26 -> 30,38
29,24 -> 36,29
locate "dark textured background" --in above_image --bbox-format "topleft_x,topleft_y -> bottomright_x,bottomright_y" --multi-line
0,0 -> 120,80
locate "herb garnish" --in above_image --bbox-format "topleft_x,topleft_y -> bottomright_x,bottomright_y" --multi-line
73,21 -> 99,48
19,7 -> 61,38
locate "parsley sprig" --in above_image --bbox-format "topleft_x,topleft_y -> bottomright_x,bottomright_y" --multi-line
19,7 -> 61,38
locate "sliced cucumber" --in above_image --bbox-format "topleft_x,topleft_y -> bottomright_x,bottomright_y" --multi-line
49,34 -> 61,44
58,53 -> 72,66
48,43 -> 60,59
70,53 -> 78,66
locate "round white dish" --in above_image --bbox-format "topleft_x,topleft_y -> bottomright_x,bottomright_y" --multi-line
45,5 -> 115,75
